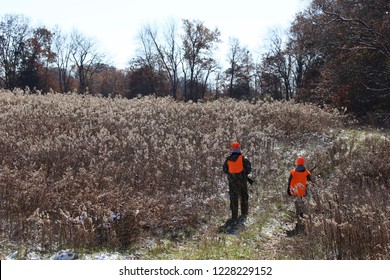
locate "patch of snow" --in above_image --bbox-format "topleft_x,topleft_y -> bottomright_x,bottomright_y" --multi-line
52,249 -> 78,260
6,251 -> 18,260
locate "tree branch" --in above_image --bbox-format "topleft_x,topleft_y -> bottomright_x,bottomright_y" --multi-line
323,10 -> 390,59
362,82 -> 390,92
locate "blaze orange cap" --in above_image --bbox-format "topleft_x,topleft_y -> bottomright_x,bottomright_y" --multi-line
296,157 -> 305,165
231,142 -> 241,149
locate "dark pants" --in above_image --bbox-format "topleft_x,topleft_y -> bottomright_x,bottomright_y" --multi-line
228,178 -> 248,220
294,196 -> 306,221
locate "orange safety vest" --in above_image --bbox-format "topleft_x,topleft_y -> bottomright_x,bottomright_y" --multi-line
289,169 -> 311,197
227,155 -> 244,174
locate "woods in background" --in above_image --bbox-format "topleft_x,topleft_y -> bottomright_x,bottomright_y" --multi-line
1,0 -> 389,124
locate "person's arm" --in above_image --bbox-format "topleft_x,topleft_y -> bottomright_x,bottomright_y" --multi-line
287,173 -> 292,196
243,157 -> 251,174
223,159 -> 229,174
307,170 -> 312,182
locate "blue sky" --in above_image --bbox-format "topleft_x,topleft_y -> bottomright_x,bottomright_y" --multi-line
2,0 -> 309,69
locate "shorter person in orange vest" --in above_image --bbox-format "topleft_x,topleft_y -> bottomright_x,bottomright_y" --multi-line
223,142 -> 252,223
287,157 -> 312,229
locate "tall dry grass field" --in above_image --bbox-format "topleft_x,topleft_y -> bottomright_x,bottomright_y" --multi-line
303,132 -> 390,259
0,89 -> 388,259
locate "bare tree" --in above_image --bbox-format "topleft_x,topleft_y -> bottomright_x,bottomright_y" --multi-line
132,25 -> 167,96
181,19 -> 221,101
226,37 -> 242,97
225,37 -> 254,99
70,29 -> 105,94
142,19 -> 182,99
0,14 -> 31,89
52,27 -> 75,93
262,28 -> 294,100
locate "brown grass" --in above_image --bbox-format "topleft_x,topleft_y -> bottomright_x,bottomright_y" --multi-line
302,132 -> 390,259
1,89 -> 388,259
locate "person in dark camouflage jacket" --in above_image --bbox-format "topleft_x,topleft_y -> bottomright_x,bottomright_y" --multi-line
223,142 -> 252,222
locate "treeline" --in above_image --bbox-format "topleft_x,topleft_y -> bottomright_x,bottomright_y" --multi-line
0,0 -> 389,124
290,0 -> 389,124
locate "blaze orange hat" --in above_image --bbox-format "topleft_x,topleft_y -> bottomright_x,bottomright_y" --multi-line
296,157 -> 305,165
231,142 -> 241,149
